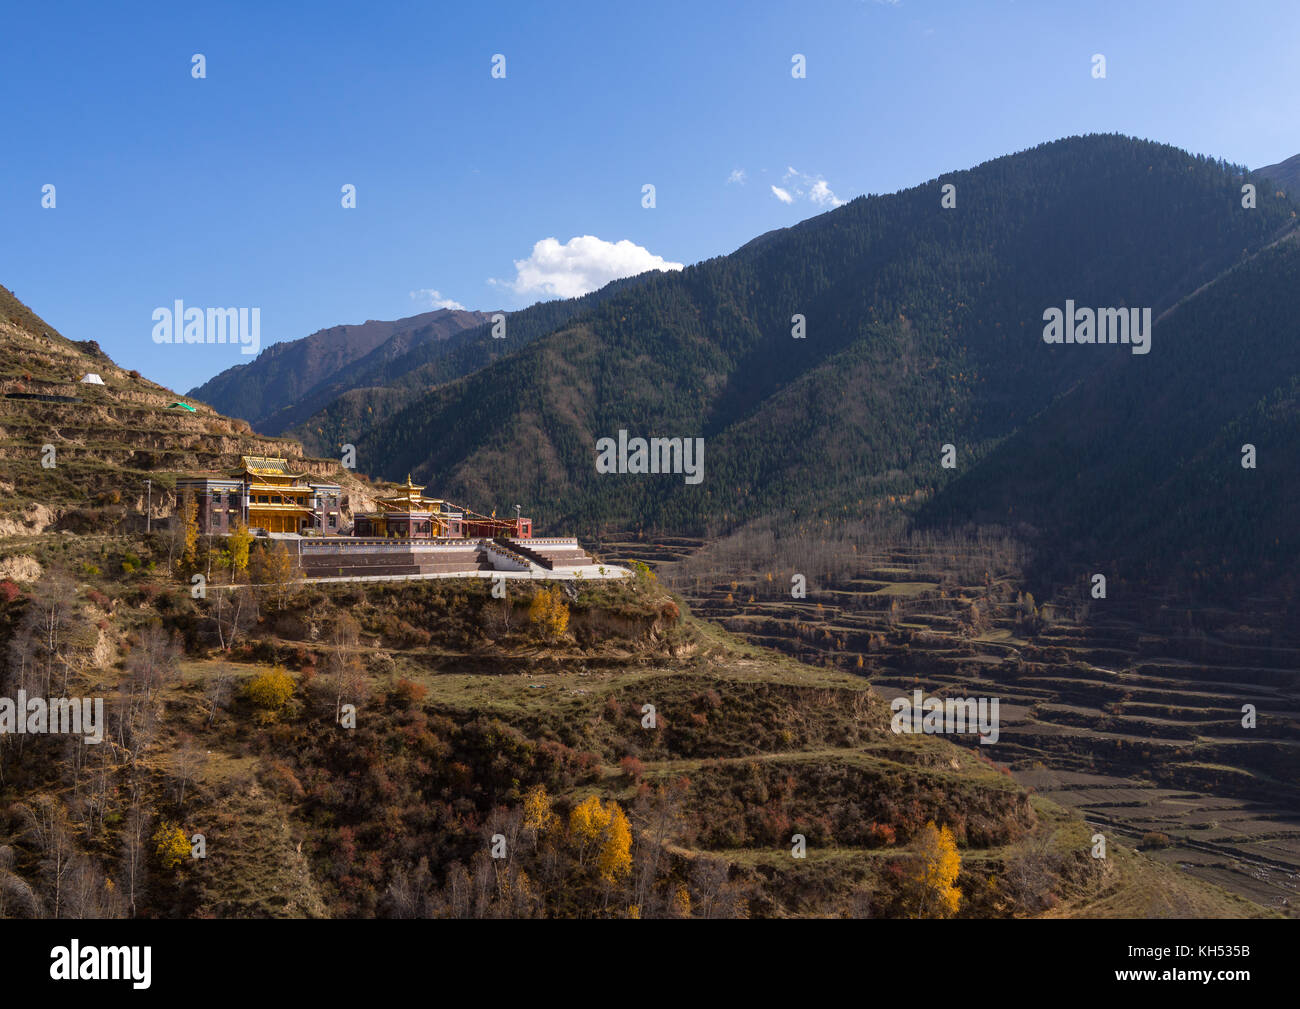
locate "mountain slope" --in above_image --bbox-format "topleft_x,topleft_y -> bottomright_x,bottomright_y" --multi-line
1257,152 -> 1300,194
921,231 -> 1300,593
329,136 -> 1297,551
187,307 -> 492,432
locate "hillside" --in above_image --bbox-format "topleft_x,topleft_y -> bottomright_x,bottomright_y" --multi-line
270,136 -> 1297,602
0,283 -> 363,534
0,548 -> 1268,919
187,307 -> 493,434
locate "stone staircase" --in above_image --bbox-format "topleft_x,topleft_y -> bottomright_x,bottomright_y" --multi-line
506,537 -> 594,569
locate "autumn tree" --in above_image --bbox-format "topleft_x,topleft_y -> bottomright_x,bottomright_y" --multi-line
528,586 -> 569,641
224,521 -> 254,582
596,803 -> 633,885
522,784 -> 559,851
567,794 -> 633,903
905,820 -> 962,918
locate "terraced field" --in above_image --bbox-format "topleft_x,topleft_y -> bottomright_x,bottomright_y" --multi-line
590,529 -> 1300,913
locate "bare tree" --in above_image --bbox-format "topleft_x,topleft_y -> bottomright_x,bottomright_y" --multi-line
125,623 -> 180,702
172,735 -> 206,810
18,794 -> 74,918
0,844 -> 41,918
324,612 -> 365,725
691,854 -> 748,919
63,851 -> 124,919
120,800 -> 149,918
632,778 -> 688,913
201,667 -> 235,727
211,584 -> 258,652
253,541 -> 298,611
11,572 -> 83,698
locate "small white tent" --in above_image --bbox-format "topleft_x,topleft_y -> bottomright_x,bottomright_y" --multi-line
80,373 -> 105,385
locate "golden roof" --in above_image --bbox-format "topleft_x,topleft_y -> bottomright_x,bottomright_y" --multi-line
236,455 -> 306,479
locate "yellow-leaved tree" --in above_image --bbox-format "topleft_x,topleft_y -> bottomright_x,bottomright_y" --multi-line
226,521 -> 253,581
596,803 -> 633,884
907,820 -> 962,918
522,784 -> 559,849
528,586 -> 569,641
568,795 -> 632,884
180,490 -> 199,569
569,794 -> 609,866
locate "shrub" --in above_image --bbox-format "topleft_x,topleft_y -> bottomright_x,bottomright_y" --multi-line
392,678 -> 427,707
1140,831 -> 1172,850
866,822 -> 897,848
153,820 -> 190,869
0,580 -> 21,605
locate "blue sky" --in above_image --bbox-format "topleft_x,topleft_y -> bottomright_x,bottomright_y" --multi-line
2,0 -> 1298,393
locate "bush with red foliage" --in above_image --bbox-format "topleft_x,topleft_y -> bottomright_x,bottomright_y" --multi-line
619,755 -> 644,784
0,580 -> 21,605
391,678 -> 428,708
865,822 -> 897,848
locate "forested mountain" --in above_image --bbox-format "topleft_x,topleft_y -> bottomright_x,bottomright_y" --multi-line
187,307 -> 492,432
1257,152 -> 1300,195
921,231 -> 1300,594
312,137 -> 1295,573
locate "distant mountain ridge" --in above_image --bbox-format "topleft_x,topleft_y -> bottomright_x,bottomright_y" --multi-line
186,307 -> 493,432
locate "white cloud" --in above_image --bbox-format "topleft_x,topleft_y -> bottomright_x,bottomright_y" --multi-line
808,179 -> 845,207
409,289 -> 466,310
770,185 -> 794,204
727,168 -> 747,185
493,235 -> 684,299
778,167 -> 848,207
